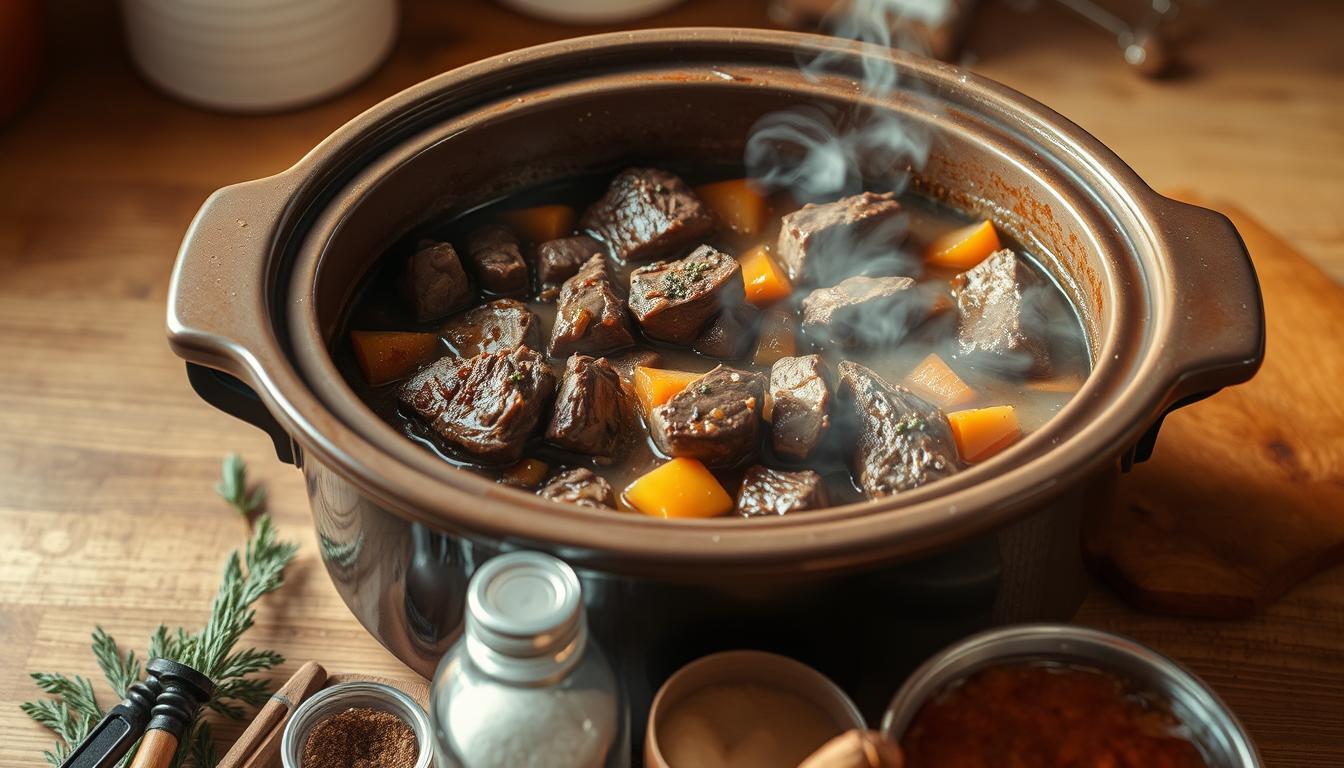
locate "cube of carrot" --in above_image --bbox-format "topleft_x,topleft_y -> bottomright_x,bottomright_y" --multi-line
351,331 -> 440,386
925,220 -> 1001,270
739,245 -> 793,307
904,353 -> 975,408
633,367 -> 702,414
694,178 -> 768,236
498,205 -> 576,243
624,458 -> 733,519
947,405 -> 1022,463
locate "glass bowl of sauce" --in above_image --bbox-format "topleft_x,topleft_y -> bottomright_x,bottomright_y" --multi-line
881,624 -> 1261,768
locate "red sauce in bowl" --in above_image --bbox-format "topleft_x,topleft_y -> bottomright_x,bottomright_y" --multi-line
901,664 -> 1208,768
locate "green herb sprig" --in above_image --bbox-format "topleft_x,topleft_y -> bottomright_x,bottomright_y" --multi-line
894,415 -> 928,435
216,452 -> 267,523
20,456 -> 298,767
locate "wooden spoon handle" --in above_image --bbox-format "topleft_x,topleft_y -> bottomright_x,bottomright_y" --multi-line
127,729 -> 179,768
798,729 -> 904,768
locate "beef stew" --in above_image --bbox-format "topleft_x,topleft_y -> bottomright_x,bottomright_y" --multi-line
340,167 -> 1090,519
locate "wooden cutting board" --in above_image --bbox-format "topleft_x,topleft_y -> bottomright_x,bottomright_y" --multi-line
1083,194 -> 1344,618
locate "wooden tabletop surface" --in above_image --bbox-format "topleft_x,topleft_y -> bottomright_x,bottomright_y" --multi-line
2,0 -> 1341,765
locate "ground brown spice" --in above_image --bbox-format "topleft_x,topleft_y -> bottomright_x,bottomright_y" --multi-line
302,707 -> 418,768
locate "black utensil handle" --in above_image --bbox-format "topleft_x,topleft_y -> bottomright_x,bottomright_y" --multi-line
60,711 -> 139,768
59,679 -> 160,768
126,658 -> 215,768
186,363 -> 298,466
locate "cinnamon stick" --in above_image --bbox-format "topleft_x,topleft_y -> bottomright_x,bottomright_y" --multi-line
219,662 -> 328,768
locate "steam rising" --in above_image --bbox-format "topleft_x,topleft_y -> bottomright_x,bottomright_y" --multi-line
747,0 -> 956,346
746,0 -> 952,205
747,0 -> 1079,374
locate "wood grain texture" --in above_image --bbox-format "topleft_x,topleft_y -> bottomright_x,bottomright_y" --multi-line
323,673 -> 432,711
127,730 -> 179,768
1,1 -> 1341,766
1085,197 -> 1344,617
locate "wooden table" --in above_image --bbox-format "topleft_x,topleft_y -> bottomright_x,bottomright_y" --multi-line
2,0 -> 1341,765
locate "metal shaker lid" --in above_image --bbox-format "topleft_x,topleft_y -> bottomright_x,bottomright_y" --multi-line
465,552 -> 585,681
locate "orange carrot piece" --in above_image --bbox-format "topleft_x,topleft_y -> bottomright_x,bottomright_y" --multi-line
947,405 -> 1022,463
351,331 -> 440,386
624,457 -> 733,519
904,353 -> 976,408
752,309 -> 798,366
633,367 -> 702,414
695,178 -> 768,236
498,204 -> 575,243
739,245 -> 793,307
925,220 -> 1001,270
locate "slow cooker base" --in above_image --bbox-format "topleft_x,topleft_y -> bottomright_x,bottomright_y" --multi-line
305,458 -> 1093,739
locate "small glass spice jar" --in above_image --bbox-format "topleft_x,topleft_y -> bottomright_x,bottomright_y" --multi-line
282,681 -> 434,768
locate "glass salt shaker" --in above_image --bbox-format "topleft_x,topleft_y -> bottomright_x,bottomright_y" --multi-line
431,551 -> 629,768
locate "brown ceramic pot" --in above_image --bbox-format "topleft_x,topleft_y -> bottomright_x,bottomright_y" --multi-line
168,29 -> 1263,723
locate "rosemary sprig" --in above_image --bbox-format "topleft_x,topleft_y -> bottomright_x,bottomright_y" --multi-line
215,453 -> 267,522
20,456 -> 298,767
92,627 -> 142,698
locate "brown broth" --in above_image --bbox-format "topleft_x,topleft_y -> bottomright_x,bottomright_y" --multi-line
337,170 -> 1090,513
902,664 -> 1208,767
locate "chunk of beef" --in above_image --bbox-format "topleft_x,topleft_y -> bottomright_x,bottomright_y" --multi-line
535,235 -> 604,299
648,365 -> 765,467
441,299 -> 539,357
692,304 -> 760,360
546,355 -> 628,457
736,465 -> 830,517
952,248 -> 1051,376
398,347 -> 555,465
776,191 -> 903,284
403,240 -> 471,322
837,361 -> 960,498
769,355 -> 831,461
466,224 -> 529,295
800,275 -> 937,349
580,168 -> 715,262
548,254 -> 636,358
538,468 -> 616,510
629,245 -> 745,344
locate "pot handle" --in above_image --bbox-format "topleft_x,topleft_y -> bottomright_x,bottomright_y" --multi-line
168,176 -> 301,466
186,363 -> 298,465
1124,198 -> 1265,467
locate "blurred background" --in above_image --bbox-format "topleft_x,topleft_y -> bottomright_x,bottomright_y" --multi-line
0,0 -> 1339,291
